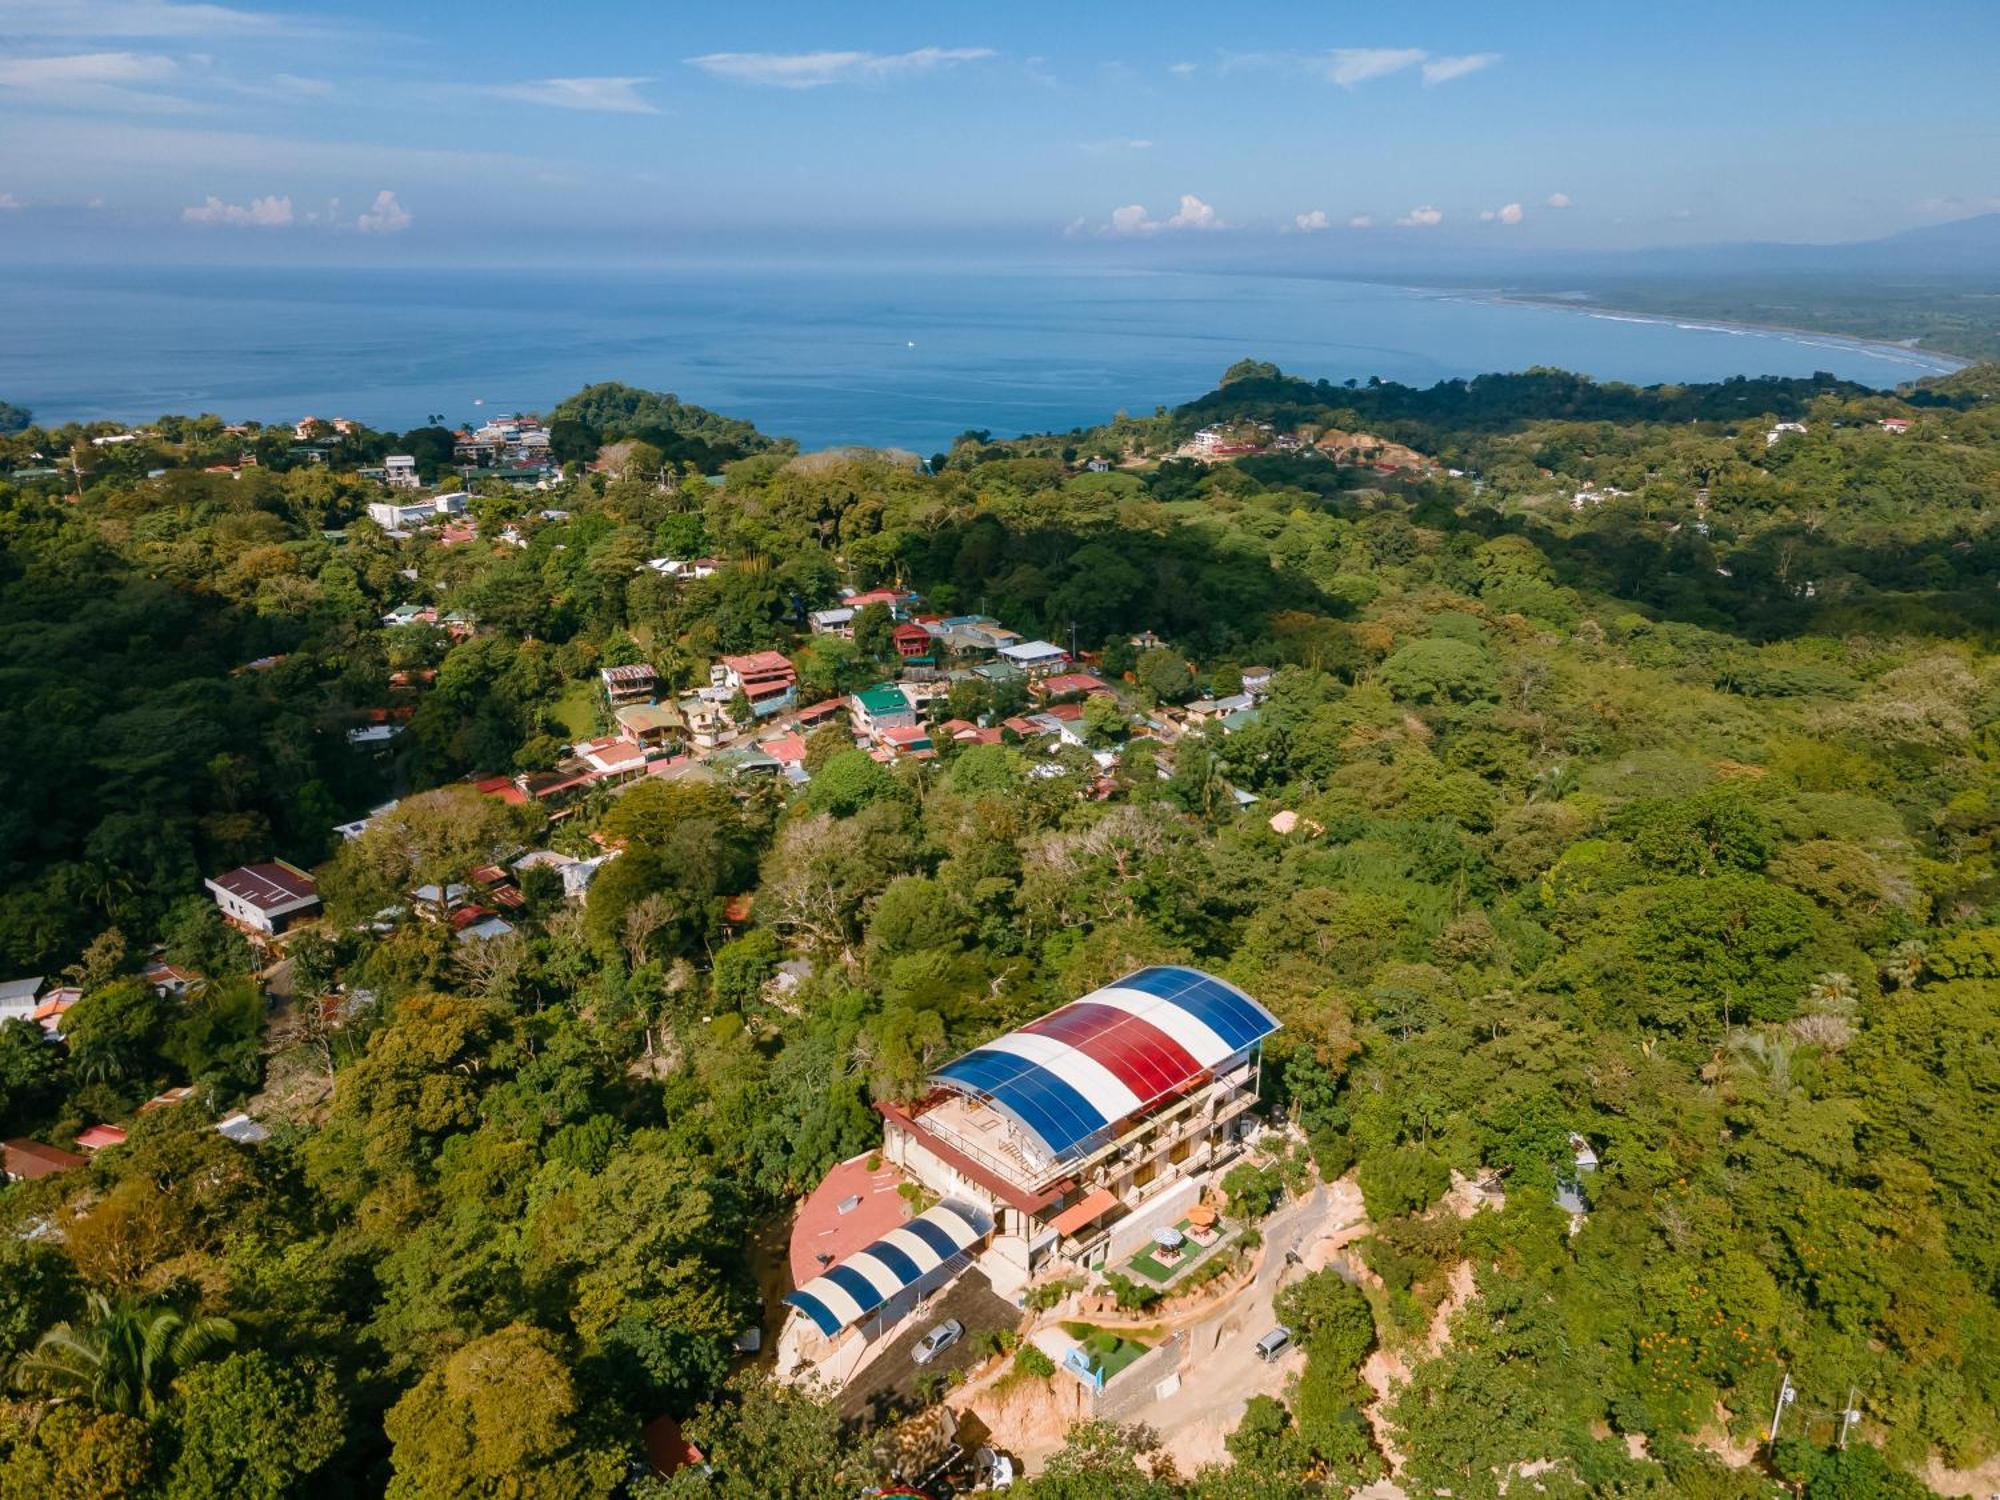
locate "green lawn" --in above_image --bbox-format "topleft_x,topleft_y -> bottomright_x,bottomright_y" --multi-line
1060,1323 -> 1151,1384
1125,1220 -> 1230,1284
551,680 -> 602,739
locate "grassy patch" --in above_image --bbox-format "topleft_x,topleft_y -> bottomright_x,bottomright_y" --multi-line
551,679 -> 603,739
1125,1220 -> 1232,1284
1059,1322 -> 1152,1384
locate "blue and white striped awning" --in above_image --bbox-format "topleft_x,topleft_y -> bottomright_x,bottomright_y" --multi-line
784,1199 -> 992,1337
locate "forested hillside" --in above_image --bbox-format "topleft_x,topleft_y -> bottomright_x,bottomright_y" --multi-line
0,363 -> 1995,1498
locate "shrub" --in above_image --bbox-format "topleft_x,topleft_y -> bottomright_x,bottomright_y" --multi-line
1013,1344 -> 1055,1380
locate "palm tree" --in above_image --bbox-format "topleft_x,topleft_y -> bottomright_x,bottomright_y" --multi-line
13,1293 -> 235,1418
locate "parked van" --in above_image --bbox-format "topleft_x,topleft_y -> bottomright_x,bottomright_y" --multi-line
1253,1326 -> 1292,1362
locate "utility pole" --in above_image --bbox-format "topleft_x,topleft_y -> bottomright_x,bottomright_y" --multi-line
1767,1369 -> 1796,1451
1838,1388 -> 1861,1449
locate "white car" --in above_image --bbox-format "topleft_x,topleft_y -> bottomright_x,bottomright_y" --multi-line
912,1319 -> 964,1365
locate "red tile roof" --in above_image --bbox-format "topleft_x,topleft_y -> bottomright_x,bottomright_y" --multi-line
789,1151 -> 912,1286
641,1416 -> 705,1480
3,1139 -> 87,1180
721,650 -> 795,678
759,734 -> 808,765
473,774 -> 529,806
74,1125 -> 128,1152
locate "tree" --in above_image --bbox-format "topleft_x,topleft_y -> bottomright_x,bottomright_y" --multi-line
62,978 -> 167,1087
0,1242 -> 82,1365
12,1294 -> 235,1419
662,1377 -> 870,1499
1379,638 -> 1497,704
0,1018 -> 65,1133
1081,694 -> 1127,746
1273,1269 -> 1375,1384
0,1402 -> 154,1500
383,1324 -> 625,1500
851,602 -> 894,658
166,1351 -> 347,1500
806,750 -> 897,818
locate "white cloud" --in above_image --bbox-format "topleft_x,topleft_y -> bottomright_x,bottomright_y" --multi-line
1546,191 -> 1572,209
0,193 -> 21,210
486,76 -> 658,114
1396,205 -> 1444,227
1103,193 -> 1224,236
1082,136 -> 1153,153
0,49 -> 191,108
1324,47 -> 1425,87
1167,193 -> 1219,229
1168,61 -> 1196,77
1421,52 -> 1499,85
684,47 -> 994,89
1479,201 -> 1524,225
356,188 -> 410,233
182,192 -> 291,226
1349,214 -> 1374,229
0,0 -> 301,38
1293,209 -> 1330,232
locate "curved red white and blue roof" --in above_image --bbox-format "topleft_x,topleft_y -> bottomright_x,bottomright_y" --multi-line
785,1199 -> 992,1337
930,966 -> 1279,1163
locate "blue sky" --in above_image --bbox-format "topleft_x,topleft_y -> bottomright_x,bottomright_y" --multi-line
0,0 -> 1996,264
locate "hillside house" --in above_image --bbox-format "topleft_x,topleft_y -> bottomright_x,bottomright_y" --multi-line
0,977 -> 42,1027
2,1139 -> 86,1183
600,663 -> 660,706
849,682 -> 917,739
614,702 -> 684,749
714,652 -> 799,717
997,640 -> 1071,679
205,862 -> 320,938
785,965 -> 1277,1369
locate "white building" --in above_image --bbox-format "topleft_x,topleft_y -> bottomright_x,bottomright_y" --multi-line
366,493 -> 467,531
204,862 -> 320,937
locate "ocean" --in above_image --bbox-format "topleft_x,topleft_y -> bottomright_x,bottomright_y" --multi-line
0,262 -> 1962,452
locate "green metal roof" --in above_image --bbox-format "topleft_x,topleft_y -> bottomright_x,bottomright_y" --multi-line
853,683 -> 910,715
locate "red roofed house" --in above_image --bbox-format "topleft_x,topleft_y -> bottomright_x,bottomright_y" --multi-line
1880,417 -> 1912,433
204,862 -> 319,938
75,1124 -> 128,1153
1030,672 -> 1112,705
891,621 -> 934,660
641,1416 -> 707,1481
844,587 -> 905,614
713,652 -> 799,718
3,1139 -> 87,1182
879,724 -> 935,760
759,733 -> 809,769
473,774 -> 530,807
33,987 -> 81,1041
575,736 -> 649,782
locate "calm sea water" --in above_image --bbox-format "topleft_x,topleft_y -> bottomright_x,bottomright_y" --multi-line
0,263 -> 1961,451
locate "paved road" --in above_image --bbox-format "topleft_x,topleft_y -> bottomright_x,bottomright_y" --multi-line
838,1270 -> 1020,1427
1108,1183 -> 1358,1462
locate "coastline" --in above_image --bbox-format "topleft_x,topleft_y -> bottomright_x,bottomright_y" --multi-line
1425,285 -> 1973,377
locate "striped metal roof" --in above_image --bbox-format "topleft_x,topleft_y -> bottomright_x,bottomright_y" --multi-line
784,1199 -> 992,1338
929,966 -> 1279,1164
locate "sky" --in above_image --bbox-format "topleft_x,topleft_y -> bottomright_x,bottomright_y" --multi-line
0,0 -> 1997,266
